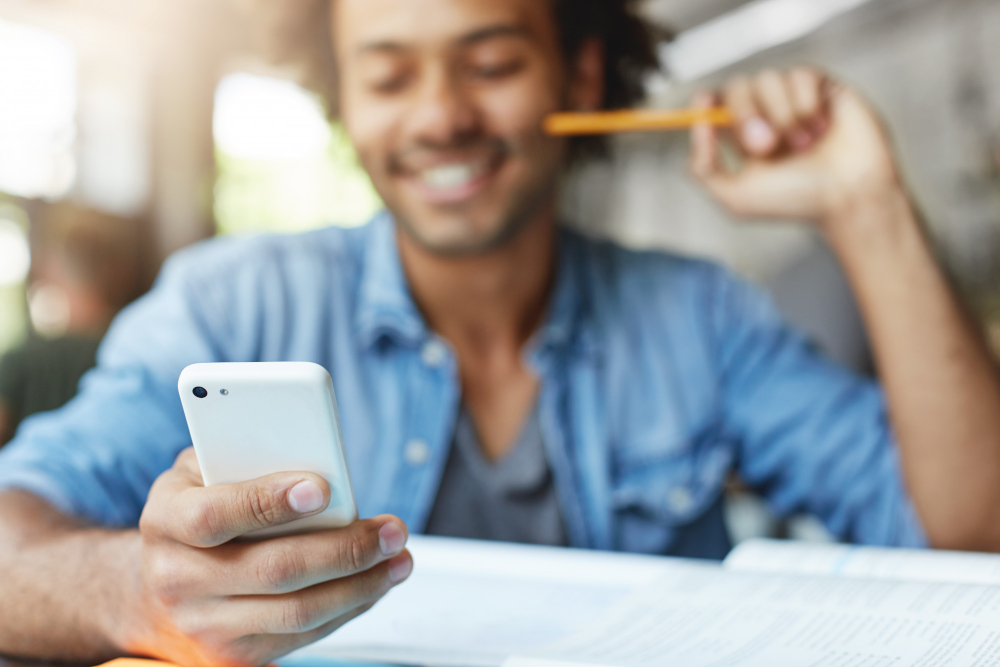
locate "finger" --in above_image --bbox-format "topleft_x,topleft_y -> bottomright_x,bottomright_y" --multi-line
753,69 -> 814,153
700,159 -> 825,220
243,600 -> 379,665
753,69 -> 798,132
788,67 -> 829,144
141,515 -> 409,603
171,447 -> 209,486
139,448 -> 205,537
690,90 -> 723,179
238,550 -> 413,635
724,76 -> 778,157
163,471 -> 333,547
225,515 -> 409,595
788,67 -> 824,121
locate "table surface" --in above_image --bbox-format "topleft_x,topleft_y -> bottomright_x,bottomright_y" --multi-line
0,656 -> 398,667
0,658 -> 87,667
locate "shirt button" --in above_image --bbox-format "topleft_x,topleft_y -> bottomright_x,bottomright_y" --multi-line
420,339 -> 447,368
668,487 -> 694,514
404,439 -> 431,466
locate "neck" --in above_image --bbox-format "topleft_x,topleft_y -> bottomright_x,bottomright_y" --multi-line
397,206 -> 558,355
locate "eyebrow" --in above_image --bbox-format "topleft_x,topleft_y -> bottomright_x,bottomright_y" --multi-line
356,24 -> 534,56
458,25 -> 534,46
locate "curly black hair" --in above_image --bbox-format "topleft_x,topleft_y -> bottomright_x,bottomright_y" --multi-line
259,0 -> 663,157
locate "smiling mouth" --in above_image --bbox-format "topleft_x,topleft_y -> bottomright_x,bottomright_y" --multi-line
421,161 -> 490,190
398,149 -> 506,205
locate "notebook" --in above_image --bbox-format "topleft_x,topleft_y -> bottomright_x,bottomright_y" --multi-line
293,536 -> 1000,667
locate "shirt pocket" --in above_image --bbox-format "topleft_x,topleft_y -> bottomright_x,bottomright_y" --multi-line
609,424 -> 734,551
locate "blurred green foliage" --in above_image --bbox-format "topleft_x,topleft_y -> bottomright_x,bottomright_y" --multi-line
0,285 -> 27,355
214,122 -> 382,235
0,199 -> 29,355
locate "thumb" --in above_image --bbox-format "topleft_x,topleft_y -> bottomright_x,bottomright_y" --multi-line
174,471 -> 332,547
825,80 -> 890,145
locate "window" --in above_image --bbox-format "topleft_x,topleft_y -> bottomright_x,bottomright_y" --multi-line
0,19 -> 77,200
212,72 -> 382,235
0,20 -> 76,353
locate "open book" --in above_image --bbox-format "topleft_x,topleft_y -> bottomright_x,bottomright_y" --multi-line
292,536 -> 1000,667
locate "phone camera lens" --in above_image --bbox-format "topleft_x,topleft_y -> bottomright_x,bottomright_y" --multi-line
193,387 -> 208,399
220,389 -> 229,396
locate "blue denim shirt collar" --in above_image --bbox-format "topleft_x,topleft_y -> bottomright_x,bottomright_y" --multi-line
355,211 -> 598,360
355,212 -> 428,350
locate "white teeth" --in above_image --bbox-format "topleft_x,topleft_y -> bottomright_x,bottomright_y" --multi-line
421,162 -> 483,190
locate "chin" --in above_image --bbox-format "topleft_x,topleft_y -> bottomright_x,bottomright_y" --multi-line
394,207 -> 522,258
402,221 -> 509,257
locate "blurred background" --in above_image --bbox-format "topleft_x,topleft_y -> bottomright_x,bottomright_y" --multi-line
0,0 -> 998,542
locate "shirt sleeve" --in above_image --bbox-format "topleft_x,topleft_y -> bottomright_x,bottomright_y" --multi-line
710,265 -> 927,548
0,250 -> 229,527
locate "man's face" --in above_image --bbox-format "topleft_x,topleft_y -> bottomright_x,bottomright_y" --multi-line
334,0 -> 571,255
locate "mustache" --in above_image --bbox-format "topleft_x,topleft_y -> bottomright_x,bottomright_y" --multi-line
387,135 -> 512,174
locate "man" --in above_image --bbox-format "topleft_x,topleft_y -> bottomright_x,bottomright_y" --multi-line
2,0 -> 1000,665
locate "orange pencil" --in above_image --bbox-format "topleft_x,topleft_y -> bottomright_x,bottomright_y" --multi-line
544,108 -> 734,136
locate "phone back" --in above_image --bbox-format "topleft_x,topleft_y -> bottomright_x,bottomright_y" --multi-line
178,362 -> 358,538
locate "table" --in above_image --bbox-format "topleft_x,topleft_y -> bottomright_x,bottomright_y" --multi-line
0,656 -> 397,667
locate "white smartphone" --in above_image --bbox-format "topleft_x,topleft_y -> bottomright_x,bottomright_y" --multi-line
178,361 -> 358,539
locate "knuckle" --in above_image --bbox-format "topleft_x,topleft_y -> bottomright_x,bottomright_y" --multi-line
338,529 -> 376,573
181,498 -> 226,545
175,447 -> 197,466
174,610 -> 214,641
792,65 -> 821,80
139,481 -> 175,538
724,76 -> 750,97
146,551 -> 186,605
241,484 -> 282,528
256,545 -> 307,592
137,507 -> 159,537
789,65 -> 813,81
756,68 -> 782,85
279,597 -> 316,633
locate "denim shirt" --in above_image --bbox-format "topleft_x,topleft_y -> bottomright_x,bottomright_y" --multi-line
0,212 -> 925,558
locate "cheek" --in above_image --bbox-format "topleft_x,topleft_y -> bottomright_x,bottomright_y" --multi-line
477,72 -> 562,139
341,92 -> 401,174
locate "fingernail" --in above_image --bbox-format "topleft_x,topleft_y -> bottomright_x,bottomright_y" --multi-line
388,553 -> 412,584
288,480 -> 324,514
742,117 -> 776,151
379,522 -> 406,556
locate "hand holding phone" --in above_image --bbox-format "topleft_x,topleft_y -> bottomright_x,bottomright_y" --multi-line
125,449 -> 412,667
108,362 -> 412,666
178,362 -> 358,538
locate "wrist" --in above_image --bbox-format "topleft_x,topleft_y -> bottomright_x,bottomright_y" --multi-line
96,530 -> 147,653
820,182 -> 920,255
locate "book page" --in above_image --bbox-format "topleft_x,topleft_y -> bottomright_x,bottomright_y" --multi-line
292,535 -> 711,667
725,538 -> 1000,585
509,567 -> 1000,667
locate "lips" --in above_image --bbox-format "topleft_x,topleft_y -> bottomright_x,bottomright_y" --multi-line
392,142 -> 507,205
420,160 -> 489,190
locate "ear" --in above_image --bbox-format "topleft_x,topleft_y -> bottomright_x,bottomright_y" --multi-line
568,38 -> 605,112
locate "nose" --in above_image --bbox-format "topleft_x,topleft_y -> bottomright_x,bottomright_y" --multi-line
405,64 -> 480,146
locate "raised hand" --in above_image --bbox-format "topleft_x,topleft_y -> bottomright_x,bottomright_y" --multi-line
118,448 -> 412,667
690,67 -> 904,226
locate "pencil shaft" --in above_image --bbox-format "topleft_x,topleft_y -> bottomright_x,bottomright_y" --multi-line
544,108 -> 734,136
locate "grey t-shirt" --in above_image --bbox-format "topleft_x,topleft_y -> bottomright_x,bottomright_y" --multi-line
424,402 -> 568,546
